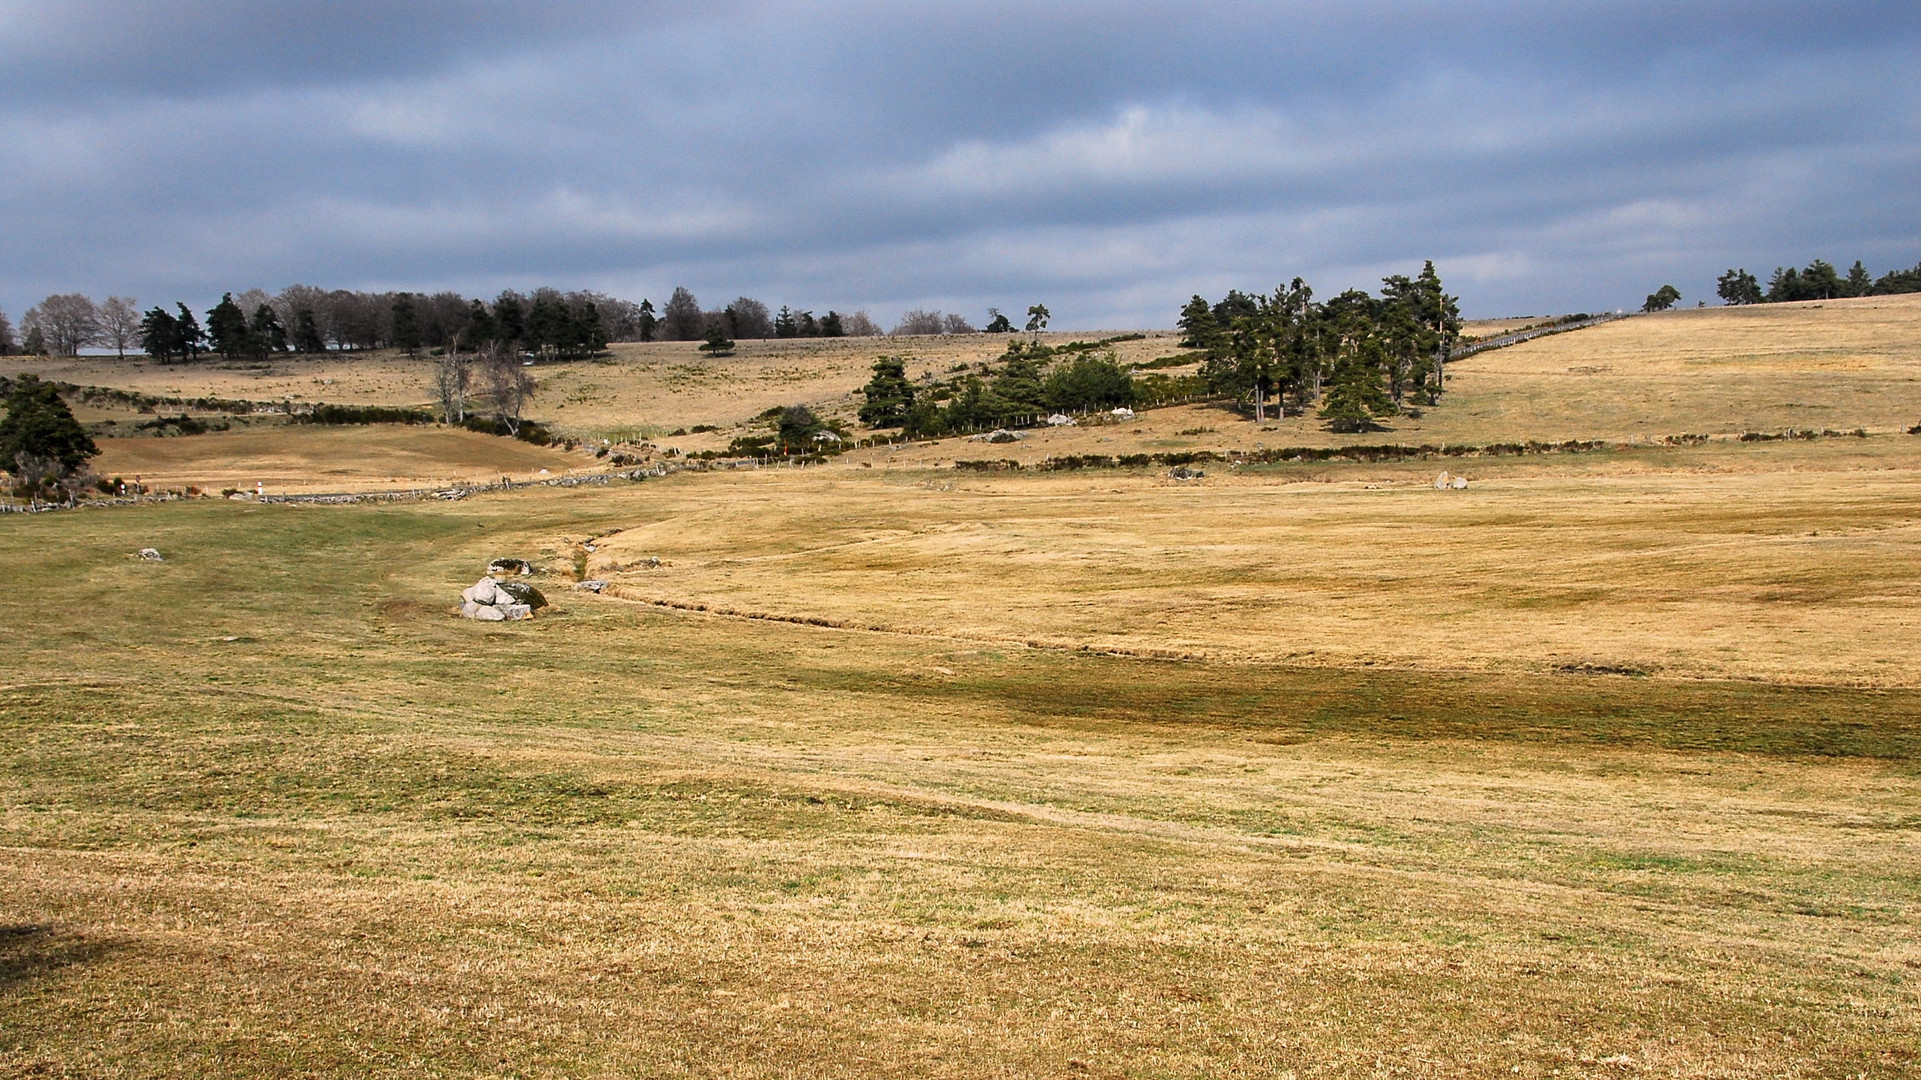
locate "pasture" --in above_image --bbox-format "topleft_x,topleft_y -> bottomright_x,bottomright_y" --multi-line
2,296 -> 1919,1077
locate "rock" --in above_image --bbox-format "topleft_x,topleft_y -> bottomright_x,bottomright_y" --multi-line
575,579 -> 610,593
1451,475 -> 1469,489
1434,470 -> 1452,489
499,603 -> 532,620
137,548 -> 163,561
462,577 -> 503,605
487,557 -> 532,576
468,603 -> 507,621
495,581 -> 547,609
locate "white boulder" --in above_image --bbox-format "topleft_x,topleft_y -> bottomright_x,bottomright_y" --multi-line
462,577 -> 504,605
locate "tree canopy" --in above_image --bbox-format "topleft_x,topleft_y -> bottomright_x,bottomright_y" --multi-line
1187,262 -> 1461,428
1642,284 -> 1682,312
0,375 -> 98,475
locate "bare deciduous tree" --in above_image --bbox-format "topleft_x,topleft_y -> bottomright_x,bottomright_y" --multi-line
662,287 -> 704,341
842,310 -> 881,337
942,312 -> 976,334
891,309 -> 947,336
98,296 -> 141,359
482,341 -> 534,435
24,294 -> 100,356
725,297 -> 773,339
435,339 -> 473,423
11,452 -> 61,508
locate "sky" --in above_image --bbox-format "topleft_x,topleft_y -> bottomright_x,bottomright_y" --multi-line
1,1 -> 1916,329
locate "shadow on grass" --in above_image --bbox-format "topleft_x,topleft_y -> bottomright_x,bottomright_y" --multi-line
0,924 -> 115,991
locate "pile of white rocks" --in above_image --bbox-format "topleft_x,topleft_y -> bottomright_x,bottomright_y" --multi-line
461,575 -> 546,621
1433,471 -> 1470,490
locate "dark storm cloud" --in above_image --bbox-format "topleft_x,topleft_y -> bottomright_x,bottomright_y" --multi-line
1,0 -> 1916,326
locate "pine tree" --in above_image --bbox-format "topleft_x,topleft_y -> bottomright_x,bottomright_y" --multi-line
698,324 -> 735,355
1318,343 -> 1394,433
636,299 -> 658,343
465,300 -> 496,345
139,306 -> 180,361
494,292 -> 527,346
391,294 -> 422,355
1802,260 -> 1841,300
0,375 -> 98,475
206,293 -> 251,359
857,357 -> 916,427
578,301 -> 609,353
1717,268 -> 1763,305
249,304 -> 287,357
1844,261 -> 1873,297
174,303 -> 205,361
1177,295 -> 1221,351
292,308 -> 326,353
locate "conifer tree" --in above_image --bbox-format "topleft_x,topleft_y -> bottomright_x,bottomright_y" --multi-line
391,294 -> 422,355
174,303 -> 205,361
292,308 -> 326,353
139,306 -> 180,361
858,356 -> 916,427
250,304 -> 287,357
205,293 -> 251,359
0,375 -> 98,475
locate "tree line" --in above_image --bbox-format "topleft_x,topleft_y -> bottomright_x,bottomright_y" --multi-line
1180,261 -> 1461,431
1716,257 -> 1921,305
0,286 -> 1067,361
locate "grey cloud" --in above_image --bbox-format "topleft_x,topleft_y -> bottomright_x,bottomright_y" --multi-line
1,1 -> 1916,327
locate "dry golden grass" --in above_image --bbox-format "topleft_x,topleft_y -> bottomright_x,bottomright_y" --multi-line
3,332 -> 1182,451
0,484 -> 1917,1077
3,300 -> 1921,1077
91,425 -> 587,493
16,295 -> 1921,474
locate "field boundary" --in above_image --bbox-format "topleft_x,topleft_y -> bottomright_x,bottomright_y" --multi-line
1450,311 -> 1632,359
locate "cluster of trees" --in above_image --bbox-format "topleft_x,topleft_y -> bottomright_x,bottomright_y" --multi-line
0,285 -> 898,359
858,337 -> 1135,437
890,304 -> 1050,336
1180,262 -> 1460,431
1717,258 -> 1921,305
0,294 -> 143,358
1642,284 -> 1682,312
647,288 -> 881,343
0,285 -> 1063,360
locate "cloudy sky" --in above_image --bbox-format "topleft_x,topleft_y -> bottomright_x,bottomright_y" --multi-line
1,1 -> 1916,328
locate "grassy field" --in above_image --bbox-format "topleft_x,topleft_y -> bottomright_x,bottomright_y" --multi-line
90,425 -> 585,494
14,294 -> 1920,478
2,458 -> 1918,1078
2,298 -> 1919,1077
